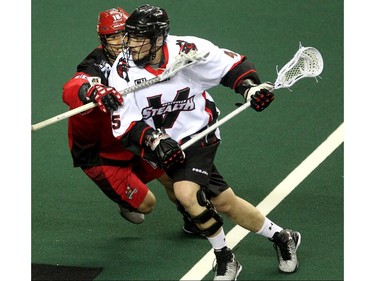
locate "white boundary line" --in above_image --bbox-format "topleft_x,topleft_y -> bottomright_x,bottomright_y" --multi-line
180,123 -> 344,280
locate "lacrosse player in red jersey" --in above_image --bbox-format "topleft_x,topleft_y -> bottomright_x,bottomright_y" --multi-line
62,7 -> 195,227
108,4 -> 301,280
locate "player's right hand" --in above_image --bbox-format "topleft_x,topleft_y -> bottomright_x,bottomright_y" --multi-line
86,84 -> 124,113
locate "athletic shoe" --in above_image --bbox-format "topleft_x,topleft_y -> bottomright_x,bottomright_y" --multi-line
272,229 -> 301,273
213,247 -> 242,280
118,204 -> 145,224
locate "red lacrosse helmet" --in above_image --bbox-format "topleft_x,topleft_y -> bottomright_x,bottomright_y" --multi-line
97,8 -> 129,63
97,7 -> 129,36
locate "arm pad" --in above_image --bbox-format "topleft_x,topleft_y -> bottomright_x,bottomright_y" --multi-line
220,57 -> 261,92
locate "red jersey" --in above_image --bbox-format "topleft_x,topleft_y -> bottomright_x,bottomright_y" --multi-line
62,47 -> 134,167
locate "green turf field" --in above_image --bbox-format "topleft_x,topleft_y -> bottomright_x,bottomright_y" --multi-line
32,1 -> 343,280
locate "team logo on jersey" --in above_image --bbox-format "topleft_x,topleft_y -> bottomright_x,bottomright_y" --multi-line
141,88 -> 195,128
142,96 -> 195,120
95,60 -> 112,79
125,186 -> 138,200
117,57 -> 130,82
176,40 -> 198,54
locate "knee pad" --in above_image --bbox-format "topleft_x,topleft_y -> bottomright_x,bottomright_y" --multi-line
176,200 -> 193,223
191,189 -> 223,237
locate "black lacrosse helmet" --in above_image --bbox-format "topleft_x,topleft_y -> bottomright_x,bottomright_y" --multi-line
125,4 -> 170,42
123,5 -> 170,66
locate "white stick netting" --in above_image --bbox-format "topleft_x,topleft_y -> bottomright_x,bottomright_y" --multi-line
274,43 -> 324,90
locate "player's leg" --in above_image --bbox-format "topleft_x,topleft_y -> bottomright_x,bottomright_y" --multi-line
82,165 -> 155,224
173,180 -> 241,280
132,157 -> 175,205
209,169 -> 301,273
157,172 -> 175,201
210,187 -> 265,232
133,157 -> 201,235
171,139 -> 242,280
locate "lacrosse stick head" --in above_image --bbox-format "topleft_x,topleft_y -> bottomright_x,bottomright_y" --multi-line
274,44 -> 324,90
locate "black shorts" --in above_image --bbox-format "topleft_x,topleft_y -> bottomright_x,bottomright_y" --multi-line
168,135 -> 229,198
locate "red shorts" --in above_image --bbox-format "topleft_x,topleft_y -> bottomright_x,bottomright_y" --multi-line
82,158 -> 164,209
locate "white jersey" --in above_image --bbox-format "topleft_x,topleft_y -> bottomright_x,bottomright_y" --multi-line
109,35 -> 243,143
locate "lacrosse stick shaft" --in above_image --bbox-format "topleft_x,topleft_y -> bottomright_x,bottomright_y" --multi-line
31,76 -> 161,132
31,51 -> 209,132
180,101 -> 251,151
31,102 -> 97,131
181,44 -> 323,151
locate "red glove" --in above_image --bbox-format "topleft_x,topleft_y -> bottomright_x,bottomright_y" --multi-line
86,84 -> 123,113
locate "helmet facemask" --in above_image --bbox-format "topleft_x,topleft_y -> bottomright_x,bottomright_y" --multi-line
122,33 -> 163,67
122,4 -> 170,67
100,31 -> 125,64
97,7 -> 129,64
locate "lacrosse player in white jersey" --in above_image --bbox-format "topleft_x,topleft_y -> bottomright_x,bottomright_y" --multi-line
108,4 -> 301,280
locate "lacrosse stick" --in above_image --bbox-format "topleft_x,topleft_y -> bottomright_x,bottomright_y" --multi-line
181,43 -> 323,151
31,50 -> 210,132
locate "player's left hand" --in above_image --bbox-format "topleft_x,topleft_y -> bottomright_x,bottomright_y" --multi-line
86,84 -> 124,113
243,82 -> 275,112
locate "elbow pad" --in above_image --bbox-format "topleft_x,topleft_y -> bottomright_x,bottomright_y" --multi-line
220,57 -> 261,91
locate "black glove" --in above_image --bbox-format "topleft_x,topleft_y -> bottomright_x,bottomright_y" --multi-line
145,129 -> 185,170
242,80 -> 275,112
78,82 -> 123,113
